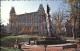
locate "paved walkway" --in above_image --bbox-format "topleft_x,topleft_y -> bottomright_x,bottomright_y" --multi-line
21,42 -> 80,51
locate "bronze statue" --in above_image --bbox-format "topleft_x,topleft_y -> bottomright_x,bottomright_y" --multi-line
47,4 -> 50,14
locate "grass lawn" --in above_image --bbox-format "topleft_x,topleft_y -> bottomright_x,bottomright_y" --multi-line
65,37 -> 80,40
1,34 -> 42,48
1,34 -> 42,51
1,47 -> 21,51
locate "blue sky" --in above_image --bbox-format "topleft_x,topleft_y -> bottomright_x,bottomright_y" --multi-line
1,0 -> 69,25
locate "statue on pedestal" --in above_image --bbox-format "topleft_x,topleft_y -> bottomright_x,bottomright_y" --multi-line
47,4 -> 50,15
47,4 -> 52,37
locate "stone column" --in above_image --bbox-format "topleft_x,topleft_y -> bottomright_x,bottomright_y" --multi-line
47,14 -> 52,37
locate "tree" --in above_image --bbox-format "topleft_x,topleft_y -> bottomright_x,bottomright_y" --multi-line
55,18 -> 62,35
67,0 -> 80,39
30,26 -> 35,33
52,9 -> 68,35
21,27 -> 27,34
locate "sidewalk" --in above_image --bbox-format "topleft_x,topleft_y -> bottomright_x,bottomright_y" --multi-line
21,42 -> 80,51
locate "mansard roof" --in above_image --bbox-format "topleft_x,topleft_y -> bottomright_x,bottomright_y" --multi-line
12,4 -> 45,17
38,4 -> 44,11
17,11 -> 38,17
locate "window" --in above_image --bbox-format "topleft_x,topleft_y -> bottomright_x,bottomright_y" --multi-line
78,3 -> 80,8
37,26 -> 38,29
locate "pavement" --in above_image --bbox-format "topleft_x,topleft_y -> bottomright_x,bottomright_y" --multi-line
20,42 -> 80,51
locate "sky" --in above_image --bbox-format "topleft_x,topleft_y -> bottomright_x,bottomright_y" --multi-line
1,0 -> 69,25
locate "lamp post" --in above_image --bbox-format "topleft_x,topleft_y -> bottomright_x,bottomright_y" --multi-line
44,44 -> 47,51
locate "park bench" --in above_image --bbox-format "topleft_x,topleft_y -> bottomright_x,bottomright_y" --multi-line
28,38 -> 37,44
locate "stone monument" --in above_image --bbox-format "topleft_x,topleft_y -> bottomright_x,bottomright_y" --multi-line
36,4 -> 67,45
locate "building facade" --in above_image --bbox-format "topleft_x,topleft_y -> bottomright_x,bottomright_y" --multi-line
9,4 -> 47,34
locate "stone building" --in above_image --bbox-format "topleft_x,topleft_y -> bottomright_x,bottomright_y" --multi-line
9,4 -> 47,34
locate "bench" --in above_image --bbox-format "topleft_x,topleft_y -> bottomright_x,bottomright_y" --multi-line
28,38 -> 37,44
